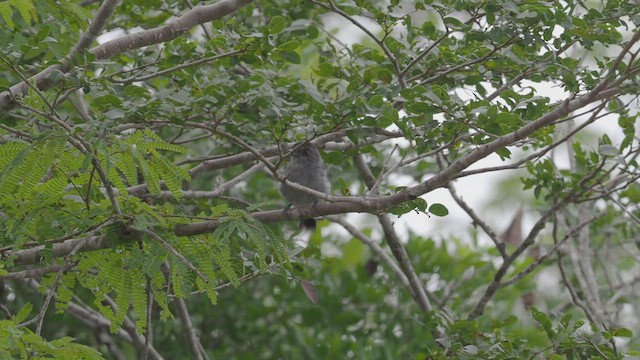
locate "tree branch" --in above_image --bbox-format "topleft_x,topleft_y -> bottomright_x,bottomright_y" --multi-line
0,0 -> 119,110
0,0 -> 254,110
1,86 -> 628,265
174,297 -> 207,360
353,154 -> 433,312
447,182 -> 507,260
467,160 -> 611,319
326,215 -> 412,294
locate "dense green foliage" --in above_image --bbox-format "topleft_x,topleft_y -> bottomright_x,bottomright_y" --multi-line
1,0 -> 639,358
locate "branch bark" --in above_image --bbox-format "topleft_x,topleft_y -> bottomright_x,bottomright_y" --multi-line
0,85 -> 626,268
174,297 -> 207,360
0,0 -> 254,110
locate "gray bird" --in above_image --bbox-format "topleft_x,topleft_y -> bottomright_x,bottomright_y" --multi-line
279,143 -> 330,230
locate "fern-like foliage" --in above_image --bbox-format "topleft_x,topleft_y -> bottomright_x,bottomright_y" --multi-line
0,304 -> 103,359
0,133 -> 95,252
0,133 -> 66,197
0,0 -> 38,31
0,128 -> 291,343
75,249 -> 149,334
109,129 -> 190,198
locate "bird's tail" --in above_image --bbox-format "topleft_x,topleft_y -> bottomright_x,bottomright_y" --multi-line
300,218 -> 316,231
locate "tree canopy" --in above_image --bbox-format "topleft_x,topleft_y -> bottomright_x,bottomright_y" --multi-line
1,0 -> 639,358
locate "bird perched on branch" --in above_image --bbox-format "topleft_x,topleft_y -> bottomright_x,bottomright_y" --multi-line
279,143 -> 330,230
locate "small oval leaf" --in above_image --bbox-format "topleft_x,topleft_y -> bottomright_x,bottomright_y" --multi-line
269,16 -> 286,34
279,51 -> 301,64
429,203 -> 449,217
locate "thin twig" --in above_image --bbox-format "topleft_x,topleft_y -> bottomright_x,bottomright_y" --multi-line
447,182 -> 507,259
327,215 -> 411,292
307,0 -> 405,87
174,297 -> 206,360
353,154 -> 433,312
499,215 -> 598,288
142,229 -> 210,285
109,49 -> 246,83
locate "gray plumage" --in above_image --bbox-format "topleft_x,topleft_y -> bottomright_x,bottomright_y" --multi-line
279,143 -> 330,230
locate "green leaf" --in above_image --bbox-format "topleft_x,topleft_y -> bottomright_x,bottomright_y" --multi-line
382,105 -> 399,122
92,94 -> 123,111
278,40 -> 300,51
389,202 -> 414,216
315,62 -> 337,77
496,147 -> 512,160
597,145 -> 619,156
368,94 -> 384,107
338,177 -> 351,196
376,68 -> 393,83
35,24 -> 50,41
14,303 -> 33,323
422,21 -> 435,36
429,203 -> 448,217
279,50 -> 301,64
414,197 -> 427,212
11,0 -> 36,24
621,183 -> 640,203
610,327 -> 632,338
124,85 -> 151,99
443,17 -> 464,28
405,102 -> 436,114
531,306 -> 556,339
269,16 -> 286,34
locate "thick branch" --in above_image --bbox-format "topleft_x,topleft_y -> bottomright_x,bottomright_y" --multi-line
1,235 -> 106,267
353,154 -> 433,312
186,127 -> 401,177
2,87 -> 626,265
0,0 -> 254,110
0,0 -> 119,110
178,87 -> 622,236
